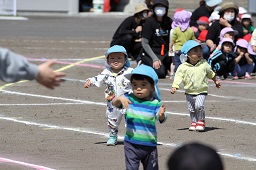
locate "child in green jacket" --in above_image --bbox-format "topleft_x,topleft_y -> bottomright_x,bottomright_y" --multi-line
170,40 -> 221,132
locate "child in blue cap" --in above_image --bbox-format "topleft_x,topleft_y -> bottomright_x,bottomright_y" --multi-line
170,40 -> 221,132
112,64 -> 167,170
84,45 -> 133,146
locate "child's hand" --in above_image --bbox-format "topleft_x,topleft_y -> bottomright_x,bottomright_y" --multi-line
158,104 -> 166,117
252,46 -> 256,52
245,52 -> 250,58
84,80 -> 91,88
170,87 -> 176,94
119,96 -> 131,109
158,104 -> 166,122
215,80 -> 221,89
239,51 -> 244,56
210,44 -> 216,52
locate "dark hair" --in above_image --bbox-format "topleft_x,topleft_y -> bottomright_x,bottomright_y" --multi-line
221,41 -> 234,51
167,142 -> 224,170
199,0 -> 206,6
131,74 -> 154,86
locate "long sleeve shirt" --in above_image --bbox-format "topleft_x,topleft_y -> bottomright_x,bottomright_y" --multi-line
0,48 -> 38,83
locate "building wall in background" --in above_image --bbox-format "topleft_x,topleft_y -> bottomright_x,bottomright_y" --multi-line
168,0 -> 248,13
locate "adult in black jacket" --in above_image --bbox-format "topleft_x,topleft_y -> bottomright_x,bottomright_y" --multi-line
190,0 -> 222,28
140,0 -> 172,78
110,2 -> 149,60
204,2 -> 243,59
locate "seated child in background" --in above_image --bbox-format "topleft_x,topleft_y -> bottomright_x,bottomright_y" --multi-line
241,14 -> 255,36
209,27 -> 238,58
84,45 -> 133,146
194,16 -> 209,41
233,39 -> 255,79
208,38 -> 236,80
112,64 -> 166,170
170,40 -> 220,132
169,10 -> 196,75
198,30 -> 208,45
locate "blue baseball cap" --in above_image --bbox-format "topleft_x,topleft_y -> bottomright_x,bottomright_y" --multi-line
125,64 -> 161,101
181,40 -> 201,55
105,45 -> 130,68
105,45 -> 128,57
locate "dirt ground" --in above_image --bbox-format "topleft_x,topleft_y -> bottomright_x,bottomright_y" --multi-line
0,14 -> 256,170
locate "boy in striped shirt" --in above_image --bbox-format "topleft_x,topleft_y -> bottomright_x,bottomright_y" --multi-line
112,64 -> 167,170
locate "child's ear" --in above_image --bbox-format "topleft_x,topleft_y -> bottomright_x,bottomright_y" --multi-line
150,85 -> 155,92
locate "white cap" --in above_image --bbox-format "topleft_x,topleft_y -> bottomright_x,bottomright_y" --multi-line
209,11 -> 220,22
241,14 -> 251,19
239,7 -> 247,14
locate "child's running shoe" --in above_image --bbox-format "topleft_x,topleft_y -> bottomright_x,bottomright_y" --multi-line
107,135 -> 117,146
189,122 -> 197,131
196,120 -> 205,132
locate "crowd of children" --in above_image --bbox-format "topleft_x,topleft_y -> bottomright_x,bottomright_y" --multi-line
169,1 -> 256,80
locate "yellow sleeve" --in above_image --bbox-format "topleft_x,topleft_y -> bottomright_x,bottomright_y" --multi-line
172,65 -> 184,89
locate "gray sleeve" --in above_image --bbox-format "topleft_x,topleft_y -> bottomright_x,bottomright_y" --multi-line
0,48 -> 38,82
141,38 -> 159,61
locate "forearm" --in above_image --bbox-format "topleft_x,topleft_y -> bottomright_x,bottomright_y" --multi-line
142,38 -> 159,61
112,97 -> 122,107
206,39 -> 214,48
0,48 -> 38,82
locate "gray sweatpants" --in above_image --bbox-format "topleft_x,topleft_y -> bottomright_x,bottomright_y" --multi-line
186,94 -> 206,122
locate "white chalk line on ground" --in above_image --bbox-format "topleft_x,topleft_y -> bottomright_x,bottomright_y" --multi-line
1,89 -> 256,127
0,115 -> 255,163
0,157 -> 55,170
160,88 -> 256,102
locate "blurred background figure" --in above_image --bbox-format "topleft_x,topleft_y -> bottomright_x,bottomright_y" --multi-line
110,2 -> 149,61
167,142 -> 224,170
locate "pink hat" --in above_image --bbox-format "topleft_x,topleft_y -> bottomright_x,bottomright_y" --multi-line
197,16 -> 210,25
220,38 -> 235,46
198,30 -> 208,41
220,27 -> 238,38
236,39 -> 248,49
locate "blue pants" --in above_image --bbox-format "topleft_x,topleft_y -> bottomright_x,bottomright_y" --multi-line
173,50 -> 181,73
234,63 -> 255,76
124,140 -> 159,170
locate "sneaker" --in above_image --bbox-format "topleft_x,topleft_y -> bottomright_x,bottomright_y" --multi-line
232,76 -> 238,80
196,120 -> 205,132
107,135 -> 117,146
189,122 -> 197,131
245,74 -> 252,80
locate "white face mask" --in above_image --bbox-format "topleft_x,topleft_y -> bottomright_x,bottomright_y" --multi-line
223,14 -> 235,22
154,7 -> 166,17
180,54 -> 187,63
